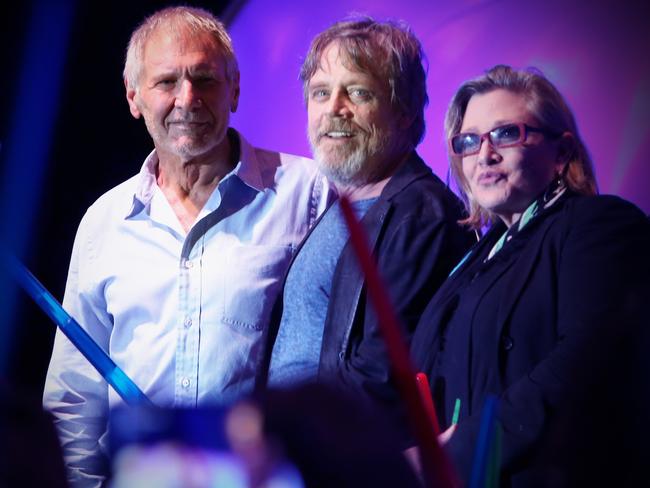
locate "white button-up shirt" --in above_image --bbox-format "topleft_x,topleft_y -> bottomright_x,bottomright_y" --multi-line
43,130 -> 333,486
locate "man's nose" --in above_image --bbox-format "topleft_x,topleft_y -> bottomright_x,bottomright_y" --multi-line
327,91 -> 352,118
175,79 -> 202,109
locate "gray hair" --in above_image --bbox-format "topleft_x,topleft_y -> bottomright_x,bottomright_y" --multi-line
445,64 -> 598,229
300,17 -> 428,150
123,5 -> 238,90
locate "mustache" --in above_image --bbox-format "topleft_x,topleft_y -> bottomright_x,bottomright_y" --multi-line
315,119 -> 364,142
166,112 -> 209,124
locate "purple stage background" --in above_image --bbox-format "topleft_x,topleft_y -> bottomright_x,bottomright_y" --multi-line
0,0 -> 648,395
228,0 -> 650,213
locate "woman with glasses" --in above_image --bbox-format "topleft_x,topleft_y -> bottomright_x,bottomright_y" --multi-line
409,65 -> 649,486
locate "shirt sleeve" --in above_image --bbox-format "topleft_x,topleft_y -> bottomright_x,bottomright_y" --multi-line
43,210 -> 113,487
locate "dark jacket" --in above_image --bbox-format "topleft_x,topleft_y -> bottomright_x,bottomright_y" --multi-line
410,193 -> 650,486
256,152 -> 473,427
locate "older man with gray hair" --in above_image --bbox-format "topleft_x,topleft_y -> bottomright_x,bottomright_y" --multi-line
43,6 -> 332,486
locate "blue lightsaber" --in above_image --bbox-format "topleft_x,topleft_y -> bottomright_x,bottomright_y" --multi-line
5,252 -> 153,406
469,395 -> 500,488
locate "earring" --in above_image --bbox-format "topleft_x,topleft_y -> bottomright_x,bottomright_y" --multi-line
542,172 -> 562,203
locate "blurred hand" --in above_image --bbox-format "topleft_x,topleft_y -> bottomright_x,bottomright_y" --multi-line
403,424 -> 457,478
439,424 -> 457,446
403,446 -> 421,478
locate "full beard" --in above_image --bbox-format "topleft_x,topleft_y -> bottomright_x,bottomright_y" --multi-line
309,122 -> 396,187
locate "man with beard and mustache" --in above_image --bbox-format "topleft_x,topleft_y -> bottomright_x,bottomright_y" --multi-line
256,18 -> 474,436
43,6 -> 333,486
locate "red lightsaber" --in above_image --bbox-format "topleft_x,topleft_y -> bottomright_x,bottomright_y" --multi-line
339,196 -> 457,487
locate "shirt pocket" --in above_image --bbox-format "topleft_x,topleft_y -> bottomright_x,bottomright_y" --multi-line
221,244 -> 293,330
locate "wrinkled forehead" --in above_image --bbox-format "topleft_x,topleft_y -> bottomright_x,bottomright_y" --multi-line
143,25 -> 222,60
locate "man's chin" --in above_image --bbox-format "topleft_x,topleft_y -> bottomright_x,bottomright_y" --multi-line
167,141 -> 217,160
317,158 -> 366,186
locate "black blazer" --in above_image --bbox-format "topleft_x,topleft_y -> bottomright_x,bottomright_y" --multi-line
257,153 -> 473,425
410,193 -> 650,486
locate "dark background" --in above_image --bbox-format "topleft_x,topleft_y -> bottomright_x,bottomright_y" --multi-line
0,0 -> 234,401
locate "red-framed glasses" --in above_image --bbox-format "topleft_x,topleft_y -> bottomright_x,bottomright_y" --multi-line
449,123 -> 560,157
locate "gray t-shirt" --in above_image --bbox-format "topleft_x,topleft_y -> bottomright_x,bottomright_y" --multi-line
268,198 -> 377,387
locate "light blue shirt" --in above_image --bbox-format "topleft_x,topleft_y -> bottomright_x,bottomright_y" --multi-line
43,131 -> 333,487
268,198 -> 376,388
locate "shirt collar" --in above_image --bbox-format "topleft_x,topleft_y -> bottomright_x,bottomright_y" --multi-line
230,129 -> 264,192
125,129 -> 265,219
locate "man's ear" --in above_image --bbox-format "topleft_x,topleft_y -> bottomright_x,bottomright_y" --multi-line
398,112 -> 415,131
230,72 -> 240,113
125,77 -> 142,119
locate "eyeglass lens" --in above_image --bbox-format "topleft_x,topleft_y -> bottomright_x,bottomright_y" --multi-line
452,124 -> 523,155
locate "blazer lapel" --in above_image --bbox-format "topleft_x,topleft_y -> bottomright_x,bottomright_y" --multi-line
494,218 -> 556,342
320,199 -> 391,371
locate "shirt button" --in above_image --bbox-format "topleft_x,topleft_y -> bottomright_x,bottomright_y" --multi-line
338,352 -> 345,361
184,317 -> 192,328
501,335 -> 514,351
184,260 -> 194,269
181,377 -> 191,388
